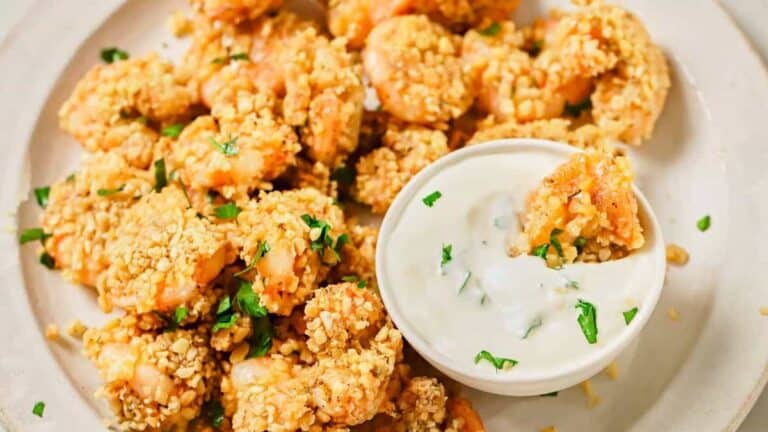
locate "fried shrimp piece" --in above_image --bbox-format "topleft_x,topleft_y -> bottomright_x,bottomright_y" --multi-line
41,152 -> 154,287
511,150 -> 644,266
326,0 -> 374,49
169,77 -> 300,199
189,0 -> 283,23
446,397 -> 485,432
283,28 -> 365,165
234,188 -> 346,315
282,158 -> 338,198
59,53 -> 193,168
83,316 -> 220,431
304,282 -> 386,355
311,323 -> 402,426
332,223 -> 378,290
230,356 -> 316,432
395,377 -> 449,430
468,117 -> 608,149
354,123 -> 449,213
98,186 -> 236,317
364,15 -> 471,125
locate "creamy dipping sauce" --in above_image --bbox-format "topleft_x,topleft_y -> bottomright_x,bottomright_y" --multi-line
382,149 -> 659,375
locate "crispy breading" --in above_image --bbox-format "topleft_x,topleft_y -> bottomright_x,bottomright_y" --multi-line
332,223 -> 378,290
468,117 -> 608,149
98,186 -> 236,317
41,152 -> 154,287
354,123 -> 448,213
58,53 -> 193,168
189,0 -> 284,23
83,316 -> 220,431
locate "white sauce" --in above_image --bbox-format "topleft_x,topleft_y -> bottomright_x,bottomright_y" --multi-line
383,151 -> 658,375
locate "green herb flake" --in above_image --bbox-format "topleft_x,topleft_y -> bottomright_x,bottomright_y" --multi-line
458,271 -> 471,294
39,252 -> 55,269
212,296 -> 237,332
441,244 -> 453,267
522,317 -> 543,339
574,236 -> 587,253
229,52 -> 249,61
331,165 -> 355,185
97,184 -> 126,197
153,158 -> 168,192
20,228 -> 51,245
214,203 -> 241,220
529,40 -> 543,57
34,186 -> 50,208
161,123 -> 185,138
565,279 -> 579,290
32,401 -> 45,418
563,98 -> 593,117
173,306 -> 188,325
342,275 -> 367,288
478,22 -> 501,36
100,47 -> 129,63
301,214 -> 346,262
209,136 -> 239,156
422,190 -> 442,207
532,243 -> 549,259
550,228 -> 564,257
234,241 -> 270,277
247,316 -> 273,358
623,307 -> 639,325
236,279 -> 268,318
474,350 -> 517,371
202,400 -> 225,428
66,173 -> 76,182
575,299 -> 598,344
697,215 -> 711,232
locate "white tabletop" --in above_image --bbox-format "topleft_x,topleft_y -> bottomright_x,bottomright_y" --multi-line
0,0 -> 766,430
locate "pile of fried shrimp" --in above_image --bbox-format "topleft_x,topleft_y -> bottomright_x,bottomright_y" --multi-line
22,0 -> 670,430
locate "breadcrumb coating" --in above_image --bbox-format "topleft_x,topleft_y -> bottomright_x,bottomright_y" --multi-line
364,15 -> 471,125
511,150 -> 644,266
58,53 -> 193,168
304,282 -> 386,355
98,186 -> 236,317
83,316 -> 220,431
283,28 -> 365,165
190,0 -> 284,23
332,223 -> 378,290
395,377 -> 448,430
234,188 -> 346,315
468,117 -> 608,149
282,158 -> 338,198
41,152 -> 154,287
354,123 -> 449,213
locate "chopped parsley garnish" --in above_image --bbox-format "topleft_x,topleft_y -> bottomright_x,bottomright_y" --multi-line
135,116 -> 148,125
331,164 -> 355,185
100,47 -> 129,63
565,279 -> 579,290
234,240 -> 270,277
550,228 -> 564,257
155,306 -> 188,332
478,22 -> 501,36
301,214 -> 347,262
342,275 -> 367,288
441,244 -> 452,267
153,158 -> 167,192
212,52 -> 250,64
247,316 -> 273,358
97,184 -> 125,196
212,296 -> 237,332
474,350 -> 517,371
458,271 -> 471,294
697,215 -> 711,232
532,243 -> 549,259
20,228 -> 50,245
574,236 -> 587,253
480,293 -> 488,305
214,203 -> 241,219
161,123 -> 185,138
32,401 -> 45,418
173,306 -> 188,325
39,252 -> 55,269
66,173 -> 75,182
202,400 -> 225,428
523,317 -> 543,339
528,40 -> 543,57
235,279 -> 268,318
34,186 -> 50,208
623,307 -> 639,325
563,98 -> 593,117
422,190 -> 442,207
575,299 -> 598,344
209,136 -> 239,156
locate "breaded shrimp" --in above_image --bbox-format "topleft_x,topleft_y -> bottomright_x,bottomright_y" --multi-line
283,28 -> 365,165
327,0 -> 374,49
98,186 -> 236,317
282,158 -> 338,198
468,117 -> 608,149
41,152 -> 154,287
234,188 -> 346,315
354,123 -> 448,213
189,0 -> 283,24
83,316 -> 220,431
332,223 -> 378,290
59,53 -> 193,168
304,282 -> 386,354
512,150 -> 644,266
364,15 -> 471,125
395,377 -> 449,430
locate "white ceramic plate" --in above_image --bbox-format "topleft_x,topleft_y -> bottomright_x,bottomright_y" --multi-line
1,0 -> 767,431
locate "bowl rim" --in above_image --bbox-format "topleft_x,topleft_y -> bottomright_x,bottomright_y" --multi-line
375,138 -> 667,387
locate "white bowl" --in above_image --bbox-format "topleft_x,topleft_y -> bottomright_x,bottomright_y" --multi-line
376,139 -> 666,396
